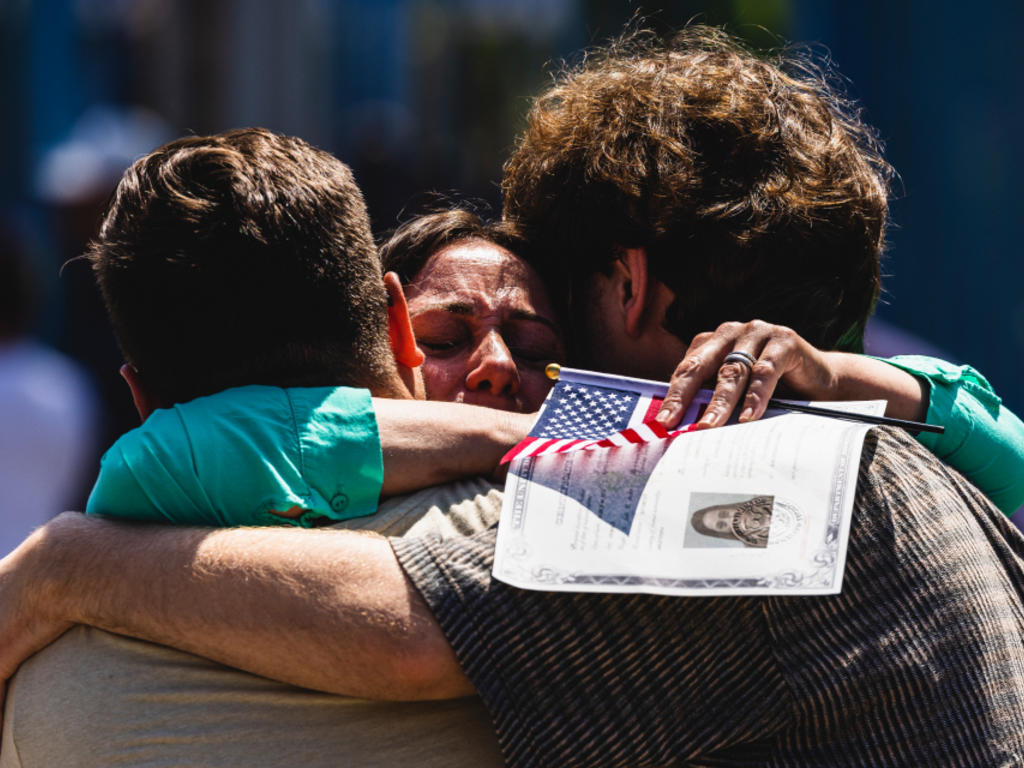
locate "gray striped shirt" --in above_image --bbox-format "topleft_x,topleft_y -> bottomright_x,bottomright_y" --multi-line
393,428 -> 1024,767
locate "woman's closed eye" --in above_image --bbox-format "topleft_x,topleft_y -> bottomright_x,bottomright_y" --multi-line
510,342 -> 560,364
505,321 -> 565,365
418,338 -> 464,353
412,313 -> 471,356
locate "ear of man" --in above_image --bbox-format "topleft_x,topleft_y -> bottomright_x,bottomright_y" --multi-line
593,248 -> 686,379
120,364 -> 160,423
617,248 -> 652,339
383,272 -> 427,400
384,272 -> 425,369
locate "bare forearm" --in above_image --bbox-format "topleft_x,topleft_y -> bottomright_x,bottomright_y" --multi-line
824,353 -> 928,422
13,513 -> 471,700
374,399 -> 531,495
658,321 -> 930,429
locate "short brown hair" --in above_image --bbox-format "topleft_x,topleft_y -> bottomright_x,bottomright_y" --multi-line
379,208 -> 531,285
88,128 -> 392,405
502,26 -> 893,352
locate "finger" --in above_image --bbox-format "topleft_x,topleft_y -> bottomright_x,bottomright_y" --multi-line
739,330 -> 816,421
738,343 -> 787,421
657,354 -> 710,427
657,332 -> 738,427
698,351 -> 757,428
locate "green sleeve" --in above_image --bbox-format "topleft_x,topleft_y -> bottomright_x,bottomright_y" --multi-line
85,386 -> 384,528
288,386 -> 384,523
875,355 -> 1024,516
86,438 -> 195,523
86,415 -> 224,524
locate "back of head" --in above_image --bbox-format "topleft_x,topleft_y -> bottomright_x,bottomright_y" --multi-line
88,128 -> 394,405
502,26 -> 893,352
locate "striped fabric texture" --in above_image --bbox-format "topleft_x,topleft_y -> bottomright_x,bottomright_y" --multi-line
392,428 -> 1024,767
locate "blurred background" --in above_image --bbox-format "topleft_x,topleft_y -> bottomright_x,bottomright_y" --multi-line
1,0 -> 1021,532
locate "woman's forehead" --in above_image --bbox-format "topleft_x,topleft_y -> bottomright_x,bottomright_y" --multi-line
407,240 -> 555,315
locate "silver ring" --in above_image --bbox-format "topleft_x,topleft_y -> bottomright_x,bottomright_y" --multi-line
722,350 -> 757,372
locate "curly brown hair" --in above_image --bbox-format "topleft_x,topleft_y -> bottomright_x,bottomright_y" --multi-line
88,128 -> 393,406
502,26 -> 893,353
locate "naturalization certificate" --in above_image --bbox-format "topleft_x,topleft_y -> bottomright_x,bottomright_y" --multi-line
493,394 -> 884,597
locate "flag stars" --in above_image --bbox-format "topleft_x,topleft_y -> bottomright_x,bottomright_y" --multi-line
531,380 -> 642,440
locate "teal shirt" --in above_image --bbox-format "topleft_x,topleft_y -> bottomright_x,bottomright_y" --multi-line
880,355 -> 1024,516
87,385 -> 383,527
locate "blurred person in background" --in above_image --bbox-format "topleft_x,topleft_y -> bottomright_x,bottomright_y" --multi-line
0,225 -> 97,555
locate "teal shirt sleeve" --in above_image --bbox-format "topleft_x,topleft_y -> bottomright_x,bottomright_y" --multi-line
875,355 -> 1024,516
86,385 -> 384,528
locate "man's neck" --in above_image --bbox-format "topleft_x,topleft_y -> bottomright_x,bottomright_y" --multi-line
368,365 -> 425,401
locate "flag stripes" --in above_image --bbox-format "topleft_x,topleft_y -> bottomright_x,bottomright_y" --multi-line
501,373 -> 711,464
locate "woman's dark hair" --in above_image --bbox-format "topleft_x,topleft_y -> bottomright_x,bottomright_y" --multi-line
379,208 -> 532,286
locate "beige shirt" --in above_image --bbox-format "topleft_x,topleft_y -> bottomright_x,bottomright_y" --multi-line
1,479 -> 505,768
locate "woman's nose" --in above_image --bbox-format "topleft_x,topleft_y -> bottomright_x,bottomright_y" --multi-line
465,331 -> 520,396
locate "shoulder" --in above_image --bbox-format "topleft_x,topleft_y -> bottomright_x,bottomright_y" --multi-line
855,427 -> 986,520
851,427 -> 1014,565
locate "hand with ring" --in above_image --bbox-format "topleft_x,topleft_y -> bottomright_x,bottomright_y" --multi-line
655,320 -> 837,429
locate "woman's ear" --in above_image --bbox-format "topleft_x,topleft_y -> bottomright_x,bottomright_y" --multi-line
383,272 -> 425,369
120,364 -> 159,422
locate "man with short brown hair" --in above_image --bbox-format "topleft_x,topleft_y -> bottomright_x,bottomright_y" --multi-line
94,127 -> 400,405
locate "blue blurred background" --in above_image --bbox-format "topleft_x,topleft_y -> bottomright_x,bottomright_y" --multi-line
1,0 -> 1021,521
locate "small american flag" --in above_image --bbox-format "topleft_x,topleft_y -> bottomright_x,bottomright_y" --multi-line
501,368 -> 712,463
